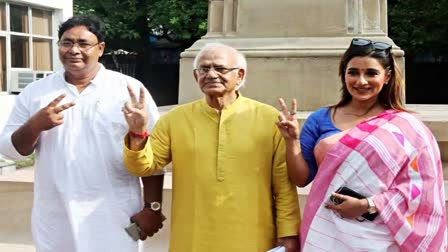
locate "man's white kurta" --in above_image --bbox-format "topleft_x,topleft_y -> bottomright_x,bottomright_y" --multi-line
0,65 -> 159,252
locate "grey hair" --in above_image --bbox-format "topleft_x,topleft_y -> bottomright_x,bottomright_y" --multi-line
192,42 -> 247,88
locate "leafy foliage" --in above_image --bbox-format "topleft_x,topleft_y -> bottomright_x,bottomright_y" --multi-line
147,0 -> 208,42
73,0 -> 448,59
73,0 -> 208,51
388,0 -> 448,59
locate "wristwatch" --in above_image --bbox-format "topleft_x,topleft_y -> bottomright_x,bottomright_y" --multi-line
144,201 -> 161,211
366,197 -> 377,214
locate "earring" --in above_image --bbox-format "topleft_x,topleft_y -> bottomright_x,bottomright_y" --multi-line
384,82 -> 388,85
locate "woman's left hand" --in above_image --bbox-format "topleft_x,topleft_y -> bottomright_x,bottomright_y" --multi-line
325,192 -> 369,219
276,98 -> 300,141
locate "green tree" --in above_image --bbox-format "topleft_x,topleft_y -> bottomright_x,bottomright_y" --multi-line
388,0 -> 448,59
73,0 -> 208,52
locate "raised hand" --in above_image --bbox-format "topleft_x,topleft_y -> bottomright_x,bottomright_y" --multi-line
276,98 -> 300,141
122,85 -> 148,133
30,94 -> 75,132
10,94 -> 75,156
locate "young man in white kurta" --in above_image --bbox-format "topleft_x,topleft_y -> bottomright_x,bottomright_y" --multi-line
0,15 -> 163,252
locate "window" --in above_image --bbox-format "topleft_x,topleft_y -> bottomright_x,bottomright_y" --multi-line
10,5 -> 28,33
32,8 -> 51,36
0,3 -> 5,91
0,38 -> 5,91
33,38 -> 52,71
8,5 -> 53,71
11,35 -> 29,68
0,3 -> 5,31
32,8 -> 52,71
0,3 -> 55,93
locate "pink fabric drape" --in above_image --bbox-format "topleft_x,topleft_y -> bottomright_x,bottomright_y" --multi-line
300,110 -> 447,252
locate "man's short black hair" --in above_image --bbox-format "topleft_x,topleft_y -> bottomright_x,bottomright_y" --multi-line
58,15 -> 105,42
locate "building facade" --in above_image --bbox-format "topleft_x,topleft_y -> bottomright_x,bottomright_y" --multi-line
0,0 -> 72,94
0,0 -> 72,132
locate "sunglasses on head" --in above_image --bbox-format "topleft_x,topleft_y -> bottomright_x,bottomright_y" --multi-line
351,38 -> 392,51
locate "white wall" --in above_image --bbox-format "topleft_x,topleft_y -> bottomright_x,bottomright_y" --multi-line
0,95 -> 15,131
0,0 -> 73,141
0,95 -> 16,159
13,0 -> 72,17
19,0 -> 73,71
7,0 -> 73,73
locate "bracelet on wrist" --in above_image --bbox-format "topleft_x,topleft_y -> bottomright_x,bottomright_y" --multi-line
128,131 -> 150,139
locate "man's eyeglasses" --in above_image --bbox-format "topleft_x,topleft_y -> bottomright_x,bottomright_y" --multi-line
351,38 -> 392,51
57,40 -> 100,51
194,66 -> 239,75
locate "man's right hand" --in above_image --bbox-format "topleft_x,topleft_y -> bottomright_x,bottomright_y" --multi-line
30,94 -> 75,132
11,93 -> 75,156
122,86 -> 148,134
131,208 -> 165,240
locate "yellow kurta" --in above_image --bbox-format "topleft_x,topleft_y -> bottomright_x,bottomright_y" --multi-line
124,95 -> 300,252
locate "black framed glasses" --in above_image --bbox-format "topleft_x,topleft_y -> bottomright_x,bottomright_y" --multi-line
194,66 -> 239,75
57,40 -> 100,51
351,38 -> 392,51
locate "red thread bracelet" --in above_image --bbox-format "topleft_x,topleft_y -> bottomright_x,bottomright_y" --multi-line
128,131 -> 150,138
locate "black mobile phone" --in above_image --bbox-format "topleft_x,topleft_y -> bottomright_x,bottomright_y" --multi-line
330,186 -> 378,221
330,186 -> 365,205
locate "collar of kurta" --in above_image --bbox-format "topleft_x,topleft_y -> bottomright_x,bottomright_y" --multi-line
58,63 -> 106,88
200,92 -> 245,117
89,63 -> 106,87
56,64 -> 106,96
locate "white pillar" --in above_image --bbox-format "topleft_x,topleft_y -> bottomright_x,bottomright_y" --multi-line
206,0 -> 224,37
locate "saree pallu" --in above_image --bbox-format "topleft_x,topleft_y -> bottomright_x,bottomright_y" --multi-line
300,110 -> 447,252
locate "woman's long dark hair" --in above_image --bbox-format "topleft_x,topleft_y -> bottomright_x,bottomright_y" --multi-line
332,41 -> 407,112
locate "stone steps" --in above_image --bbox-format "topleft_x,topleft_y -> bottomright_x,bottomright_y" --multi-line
0,159 -> 16,175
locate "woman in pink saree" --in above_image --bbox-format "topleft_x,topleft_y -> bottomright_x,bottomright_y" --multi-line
277,38 -> 447,251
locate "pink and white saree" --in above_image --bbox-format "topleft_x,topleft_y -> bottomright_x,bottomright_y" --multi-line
300,110 -> 447,251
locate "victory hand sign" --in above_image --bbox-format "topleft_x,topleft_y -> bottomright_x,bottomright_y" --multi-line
32,94 -> 76,131
11,93 -> 75,156
122,85 -> 148,134
276,98 -> 300,141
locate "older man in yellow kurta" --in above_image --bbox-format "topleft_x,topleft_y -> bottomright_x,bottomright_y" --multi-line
122,43 -> 300,252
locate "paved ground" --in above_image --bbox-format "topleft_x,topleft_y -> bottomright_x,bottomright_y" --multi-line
0,167 -> 171,252
0,105 -> 180,252
0,166 -> 308,252
1,166 -> 447,251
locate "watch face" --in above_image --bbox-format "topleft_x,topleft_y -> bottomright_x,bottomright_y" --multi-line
150,201 -> 161,211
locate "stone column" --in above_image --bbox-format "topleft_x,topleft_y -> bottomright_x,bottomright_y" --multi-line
177,0 -> 448,224
179,0 -> 404,110
205,0 -> 237,37
206,0 -> 224,37
222,0 -> 236,35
